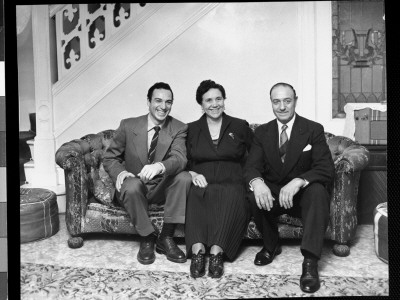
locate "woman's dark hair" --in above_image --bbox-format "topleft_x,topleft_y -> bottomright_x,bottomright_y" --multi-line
195,80 -> 226,104
269,82 -> 297,99
147,82 -> 174,101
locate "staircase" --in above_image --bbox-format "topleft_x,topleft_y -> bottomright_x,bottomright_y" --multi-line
51,3 -> 219,146
24,3 -> 219,213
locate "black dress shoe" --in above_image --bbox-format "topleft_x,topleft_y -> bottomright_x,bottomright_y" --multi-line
137,232 -> 157,265
208,253 -> 224,278
254,244 -> 282,266
190,252 -> 206,278
156,236 -> 187,263
300,258 -> 320,293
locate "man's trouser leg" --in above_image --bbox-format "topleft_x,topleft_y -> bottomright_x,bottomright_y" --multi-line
117,177 -> 154,236
248,192 -> 283,253
151,171 -> 192,225
298,183 -> 330,259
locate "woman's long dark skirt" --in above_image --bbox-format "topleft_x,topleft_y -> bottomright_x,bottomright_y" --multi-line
185,181 -> 250,261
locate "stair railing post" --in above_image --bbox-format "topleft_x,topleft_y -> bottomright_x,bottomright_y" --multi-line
31,5 -> 58,187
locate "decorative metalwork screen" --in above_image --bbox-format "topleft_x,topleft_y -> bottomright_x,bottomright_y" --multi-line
54,3 -> 135,79
332,0 -> 386,118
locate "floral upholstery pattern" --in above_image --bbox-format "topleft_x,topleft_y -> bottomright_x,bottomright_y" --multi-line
82,203 -> 185,237
55,124 -> 369,252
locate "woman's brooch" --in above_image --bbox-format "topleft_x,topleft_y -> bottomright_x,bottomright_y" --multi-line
229,132 -> 235,140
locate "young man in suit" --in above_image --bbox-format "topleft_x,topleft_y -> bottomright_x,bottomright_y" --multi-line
244,82 -> 334,293
103,82 -> 192,265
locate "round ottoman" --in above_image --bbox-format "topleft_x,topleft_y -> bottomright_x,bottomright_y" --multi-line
20,188 -> 60,243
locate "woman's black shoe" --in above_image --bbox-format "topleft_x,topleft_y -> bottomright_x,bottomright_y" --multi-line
208,252 -> 224,278
190,252 -> 206,278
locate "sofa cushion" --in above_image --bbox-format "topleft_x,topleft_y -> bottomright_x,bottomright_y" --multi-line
90,163 -> 117,207
80,130 -> 120,207
277,214 -> 303,227
83,203 -> 185,237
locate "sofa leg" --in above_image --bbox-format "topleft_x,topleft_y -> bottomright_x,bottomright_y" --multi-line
68,236 -> 84,249
332,243 -> 350,257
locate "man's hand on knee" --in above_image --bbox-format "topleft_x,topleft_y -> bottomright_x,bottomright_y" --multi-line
279,178 -> 304,209
116,171 -> 136,192
138,164 -> 163,181
252,180 -> 275,211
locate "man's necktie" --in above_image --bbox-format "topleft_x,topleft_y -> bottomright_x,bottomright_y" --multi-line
279,124 -> 288,163
148,126 -> 161,164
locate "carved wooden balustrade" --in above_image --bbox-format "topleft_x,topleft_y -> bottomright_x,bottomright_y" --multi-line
52,3 -> 146,80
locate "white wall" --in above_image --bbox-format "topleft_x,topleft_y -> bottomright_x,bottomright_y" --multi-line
15,3 -> 342,147
63,3 -> 296,130
55,2 -> 341,146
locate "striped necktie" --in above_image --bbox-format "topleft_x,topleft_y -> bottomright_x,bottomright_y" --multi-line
279,124 -> 288,163
148,126 -> 161,164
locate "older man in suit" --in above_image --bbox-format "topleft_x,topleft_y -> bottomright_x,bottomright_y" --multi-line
244,82 -> 334,293
104,82 -> 191,265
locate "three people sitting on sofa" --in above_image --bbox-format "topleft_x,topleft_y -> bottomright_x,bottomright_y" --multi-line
103,80 -> 334,293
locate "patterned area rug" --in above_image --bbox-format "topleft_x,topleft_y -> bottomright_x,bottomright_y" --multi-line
21,262 -> 388,299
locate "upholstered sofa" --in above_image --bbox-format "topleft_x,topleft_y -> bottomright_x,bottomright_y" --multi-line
55,124 -> 369,257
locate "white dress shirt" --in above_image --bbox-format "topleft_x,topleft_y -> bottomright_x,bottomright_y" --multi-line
276,113 -> 296,144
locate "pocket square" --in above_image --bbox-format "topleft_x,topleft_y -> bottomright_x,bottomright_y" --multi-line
303,144 -> 312,151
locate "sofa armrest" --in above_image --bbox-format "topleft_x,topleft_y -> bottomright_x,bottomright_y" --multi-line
334,144 -> 370,173
56,150 -> 89,237
329,161 -> 362,244
55,139 -> 91,170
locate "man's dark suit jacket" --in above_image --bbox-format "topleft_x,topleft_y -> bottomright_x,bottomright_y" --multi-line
103,114 -> 188,198
244,114 -> 334,196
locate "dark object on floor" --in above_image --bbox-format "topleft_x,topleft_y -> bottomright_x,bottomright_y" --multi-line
357,144 -> 387,224
190,252 -> 206,278
137,232 -> 157,265
55,126 -> 369,256
67,237 -> 84,249
156,236 -> 187,263
254,243 -> 282,266
373,202 -> 388,263
208,252 -> 224,278
20,187 -> 59,243
300,258 -> 320,293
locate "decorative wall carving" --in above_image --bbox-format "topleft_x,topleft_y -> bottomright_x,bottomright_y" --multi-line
55,3 -> 136,79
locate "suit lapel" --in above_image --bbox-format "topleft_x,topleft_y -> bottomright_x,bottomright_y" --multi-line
281,115 -> 309,178
154,116 -> 173,163
199,114 -> 217,152
132,115 -> 149,166
264,121 -> 283,175
219,113 -> 232,145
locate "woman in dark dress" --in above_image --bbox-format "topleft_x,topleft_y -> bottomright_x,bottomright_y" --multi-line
185,80 -> 253,278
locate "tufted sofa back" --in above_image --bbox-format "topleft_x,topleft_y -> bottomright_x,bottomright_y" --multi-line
56,124 -> 367,207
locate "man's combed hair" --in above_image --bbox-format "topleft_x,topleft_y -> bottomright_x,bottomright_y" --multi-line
147,82 -> 174,101
269,82 -> 297,99
196,79 -> 226,104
